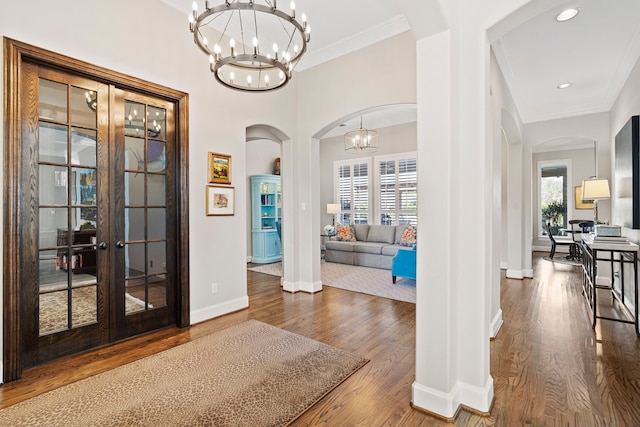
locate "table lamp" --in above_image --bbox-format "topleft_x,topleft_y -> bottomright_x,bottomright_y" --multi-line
581,177 -> 610,223
326,203 -> 341,226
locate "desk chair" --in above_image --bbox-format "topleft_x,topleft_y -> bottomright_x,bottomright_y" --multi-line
546,222 -> 579,259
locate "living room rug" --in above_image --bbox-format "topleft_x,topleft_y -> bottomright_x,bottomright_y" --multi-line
248,261 -> 416,304
0,320 -> 368,427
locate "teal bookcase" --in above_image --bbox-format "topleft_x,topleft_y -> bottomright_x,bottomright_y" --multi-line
251,174 -> 282,263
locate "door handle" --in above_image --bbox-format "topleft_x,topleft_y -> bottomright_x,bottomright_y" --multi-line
98,242 -> 108,250
116,241 -> 125,248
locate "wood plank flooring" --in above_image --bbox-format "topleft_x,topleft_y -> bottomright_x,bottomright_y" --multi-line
1,253 -> 639,426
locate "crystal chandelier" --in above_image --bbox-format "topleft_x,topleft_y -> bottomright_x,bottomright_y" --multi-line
189,0 -> 311,92
344,117 -> 379,154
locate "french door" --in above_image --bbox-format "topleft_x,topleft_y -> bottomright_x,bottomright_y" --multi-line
16,61 -> 179,368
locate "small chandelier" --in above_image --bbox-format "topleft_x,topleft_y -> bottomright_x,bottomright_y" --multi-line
344,117 -> 379,154
189,0 -> 311,92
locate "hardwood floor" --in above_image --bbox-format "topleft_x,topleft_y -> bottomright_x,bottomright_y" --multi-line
1,253 -> 639,426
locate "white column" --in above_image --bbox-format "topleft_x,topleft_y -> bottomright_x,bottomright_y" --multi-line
412,16 -> 493,420
506,142 -> 524,279
282,136 -> 322,293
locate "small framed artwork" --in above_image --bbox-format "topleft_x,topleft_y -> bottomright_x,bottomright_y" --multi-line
206,185 -> 235,216
575,186 -> 594,209
208,152 -> 231,185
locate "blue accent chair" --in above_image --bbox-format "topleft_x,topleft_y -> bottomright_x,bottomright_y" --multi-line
391,246 -> 416,284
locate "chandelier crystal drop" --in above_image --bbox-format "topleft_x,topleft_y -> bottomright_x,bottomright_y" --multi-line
189,0 -> 311,92
344,117 -> 379,154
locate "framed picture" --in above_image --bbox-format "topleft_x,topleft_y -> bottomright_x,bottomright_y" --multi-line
206,185 -> 235,216
208,152 -> 231,185
575,186 -> 594,209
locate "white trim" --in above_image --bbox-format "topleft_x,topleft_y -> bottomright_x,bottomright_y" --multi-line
412,377 -> 494,419
190,296 -> 249,325
282,279 -> 322,293
490,309 -> 503,339
524,269 -> 534,278
506,269 -> 524,279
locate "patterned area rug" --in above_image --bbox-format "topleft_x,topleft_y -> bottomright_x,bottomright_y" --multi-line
39,287 -> 148,335
248,261 -> 416,304
0,320 -> 368,427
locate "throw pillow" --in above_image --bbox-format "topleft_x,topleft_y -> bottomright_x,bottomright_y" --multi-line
400,224 -> 417,246
335,223 -> 356,242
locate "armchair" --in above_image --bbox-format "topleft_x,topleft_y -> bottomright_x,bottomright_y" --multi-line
391,246 -> 416,284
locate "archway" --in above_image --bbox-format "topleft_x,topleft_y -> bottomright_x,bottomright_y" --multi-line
246,124 -> 291,287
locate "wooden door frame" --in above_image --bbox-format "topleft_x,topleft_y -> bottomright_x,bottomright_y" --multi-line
3,37 -> 190,382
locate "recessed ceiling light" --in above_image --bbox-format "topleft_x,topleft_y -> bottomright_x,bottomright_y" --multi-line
556,8 -> 580,22
557,82 -> 572,89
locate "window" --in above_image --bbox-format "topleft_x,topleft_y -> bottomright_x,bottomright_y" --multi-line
376,153 -> 417,225
334,159 -> 370,224
538,160 -> 570,236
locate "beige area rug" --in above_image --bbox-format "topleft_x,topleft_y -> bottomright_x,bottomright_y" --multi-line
0,320 -> 368,427
39,287 -> 148,335
248,261 -> 416,304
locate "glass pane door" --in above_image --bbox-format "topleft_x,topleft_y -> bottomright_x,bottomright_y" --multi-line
123,100 -> 168,314
38,78 -> 99,336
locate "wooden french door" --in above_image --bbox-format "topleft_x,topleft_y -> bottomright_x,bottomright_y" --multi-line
16,62 -> 178,368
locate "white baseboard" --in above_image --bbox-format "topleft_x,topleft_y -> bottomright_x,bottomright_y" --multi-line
246,255 -> 252,263
506,269 -> 524,279
412,377 -> 493,419
490,309 -> 503,339
190,296 -> 249,325
500,261 -> 508,270
524,269 -> 533,278
282,280 -> 322,293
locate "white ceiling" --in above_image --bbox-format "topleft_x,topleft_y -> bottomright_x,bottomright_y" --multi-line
163,0 -> 640,136
492,0 -> 640,124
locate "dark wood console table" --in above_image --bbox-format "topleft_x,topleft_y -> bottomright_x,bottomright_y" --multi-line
580,234 -> 639,336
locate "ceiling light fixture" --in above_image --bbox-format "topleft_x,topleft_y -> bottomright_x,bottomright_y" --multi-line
188,0 -> 311,92
557,82 -> 572,89
344,117 -> 379,154
556,8 -> 580,22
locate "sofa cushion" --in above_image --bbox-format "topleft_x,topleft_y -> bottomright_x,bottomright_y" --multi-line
353,224 -> 370,241
381,245 -> 402,256
326,240 -> 355,251
353,241 -> 386,254
367,225 -> 396,244
400,224 -> 417,246
335,223 -> 356,241
394,225 -> 406,244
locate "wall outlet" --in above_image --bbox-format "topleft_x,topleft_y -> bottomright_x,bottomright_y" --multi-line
211,283 -> 218,294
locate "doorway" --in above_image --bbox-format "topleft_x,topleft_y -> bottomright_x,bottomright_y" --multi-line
3,38 -> 190,382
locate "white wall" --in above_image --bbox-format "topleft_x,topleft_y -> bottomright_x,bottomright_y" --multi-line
611,55 -> 640,244
319,122 -> 417,230
246,140 -> 281,260
523,113 -> 611,248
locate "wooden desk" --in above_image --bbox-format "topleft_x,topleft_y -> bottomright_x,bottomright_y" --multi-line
580,234 -> 639,336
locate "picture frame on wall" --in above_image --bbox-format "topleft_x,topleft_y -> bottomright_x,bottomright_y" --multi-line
575,186 -> 594,209
206,185 -> 235,216
208,152 -> 231,185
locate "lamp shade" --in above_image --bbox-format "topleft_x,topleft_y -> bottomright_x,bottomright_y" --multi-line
581,178 -> 610,200
326,203 -> 341,214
